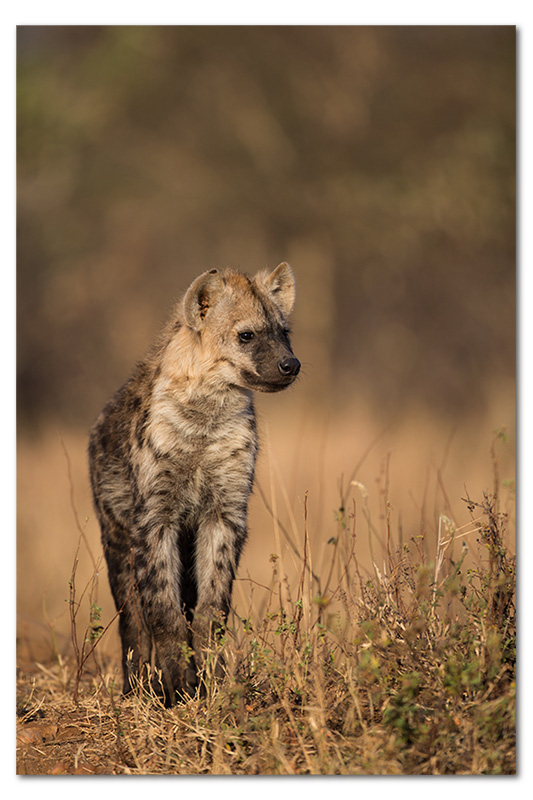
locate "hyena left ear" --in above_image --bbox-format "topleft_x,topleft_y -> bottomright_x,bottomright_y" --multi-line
260,262 -> 296,317
183,269 -> 224,330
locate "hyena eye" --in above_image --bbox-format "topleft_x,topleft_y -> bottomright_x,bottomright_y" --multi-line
238,331 -> 255,343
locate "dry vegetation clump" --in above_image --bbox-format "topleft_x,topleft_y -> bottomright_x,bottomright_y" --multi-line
16,467 -> 515,776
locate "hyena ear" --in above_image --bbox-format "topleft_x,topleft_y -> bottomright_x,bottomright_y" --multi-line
183,269 -> 224,330
259,262 -> 296,317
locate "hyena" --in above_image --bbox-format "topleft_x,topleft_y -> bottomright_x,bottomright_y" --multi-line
88,262 -> 299,704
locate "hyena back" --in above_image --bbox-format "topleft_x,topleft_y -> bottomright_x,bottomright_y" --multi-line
88,263 -> 299,704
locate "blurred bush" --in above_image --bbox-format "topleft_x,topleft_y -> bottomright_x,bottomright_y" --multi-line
17,26 -> 515,430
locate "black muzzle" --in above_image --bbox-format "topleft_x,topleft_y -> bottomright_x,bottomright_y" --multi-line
277,356 -> 301,377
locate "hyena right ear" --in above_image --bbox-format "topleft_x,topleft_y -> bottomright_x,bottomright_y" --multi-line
183,269 -> 224,330
259,262 -> 296,318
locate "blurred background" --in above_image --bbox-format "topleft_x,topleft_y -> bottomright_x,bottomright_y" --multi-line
17,26 -> 516,662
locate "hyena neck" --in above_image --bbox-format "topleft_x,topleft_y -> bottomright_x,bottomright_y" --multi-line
151,323 -> 255,424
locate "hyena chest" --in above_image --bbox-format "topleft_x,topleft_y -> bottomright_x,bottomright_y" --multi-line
174,432 -> 256,509
145,400 -> 258,517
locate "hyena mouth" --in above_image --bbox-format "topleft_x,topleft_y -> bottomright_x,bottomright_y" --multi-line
240,367 -> 300,393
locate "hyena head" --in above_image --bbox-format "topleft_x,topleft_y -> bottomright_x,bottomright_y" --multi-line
183,262 -> 301,393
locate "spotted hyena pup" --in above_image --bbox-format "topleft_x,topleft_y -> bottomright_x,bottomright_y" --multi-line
88,262 -> 299,704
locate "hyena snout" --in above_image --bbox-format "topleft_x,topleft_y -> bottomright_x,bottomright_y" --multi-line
278,355 -> 301,377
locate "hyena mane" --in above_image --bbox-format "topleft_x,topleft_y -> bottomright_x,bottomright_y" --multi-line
88,262 -> 299,704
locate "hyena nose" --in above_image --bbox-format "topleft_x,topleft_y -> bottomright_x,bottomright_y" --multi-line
278,356 -> 301,377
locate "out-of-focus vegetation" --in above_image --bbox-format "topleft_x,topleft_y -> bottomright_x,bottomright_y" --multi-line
17,26 -> 515,430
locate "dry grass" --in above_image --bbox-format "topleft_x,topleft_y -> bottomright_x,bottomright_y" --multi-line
16,417 -> 516,775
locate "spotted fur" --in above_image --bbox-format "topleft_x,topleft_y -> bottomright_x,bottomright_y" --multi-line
88,263 -> 299,703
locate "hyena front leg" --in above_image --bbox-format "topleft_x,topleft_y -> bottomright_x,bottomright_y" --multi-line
131,522 -> 193,704
101,527 -> 152,696
191,513 -> 245,678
